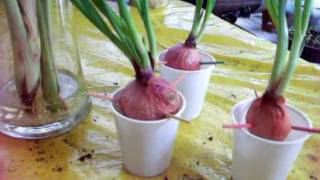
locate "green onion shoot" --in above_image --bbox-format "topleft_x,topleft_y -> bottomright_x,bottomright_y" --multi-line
71,0 -> 182,120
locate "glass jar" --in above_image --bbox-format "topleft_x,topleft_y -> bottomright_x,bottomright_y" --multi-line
0,0 -> 90,139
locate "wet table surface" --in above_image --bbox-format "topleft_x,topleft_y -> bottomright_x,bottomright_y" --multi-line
0,1 -> 319,179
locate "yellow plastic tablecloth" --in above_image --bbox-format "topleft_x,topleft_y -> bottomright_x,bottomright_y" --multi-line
1,1 -> 319,179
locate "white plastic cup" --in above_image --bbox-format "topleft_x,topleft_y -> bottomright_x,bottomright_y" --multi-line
231,99 -> 312,180
111,88 -> 186,177
158,50 -> 214,120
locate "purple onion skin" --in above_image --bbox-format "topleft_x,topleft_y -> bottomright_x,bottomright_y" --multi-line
164,43 -> 201,71
246,92 -> 291,141
114,76 -> 181,120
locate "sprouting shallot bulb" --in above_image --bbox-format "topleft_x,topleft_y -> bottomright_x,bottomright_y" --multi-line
164,43 -> 201,71
245,92 -> 291,141
163,0 -> 216,71
72,0 -> 182,120
114,76 -> 181,120
244,0 -> 313,141
223,0 -> 315,140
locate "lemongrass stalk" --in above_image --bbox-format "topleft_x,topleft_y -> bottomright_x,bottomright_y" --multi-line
4,0 -> 40,106
36,0 -> 65,112
266,0 -> 288,91
276,0 -> 314,95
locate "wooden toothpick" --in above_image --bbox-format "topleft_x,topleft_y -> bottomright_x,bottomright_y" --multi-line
223,122 -> 320,134
292,126 -> 320,133
87,92 -> 114,101
166,113 -> 190,123
172,73 -> 186,87
155,60 -> 168,66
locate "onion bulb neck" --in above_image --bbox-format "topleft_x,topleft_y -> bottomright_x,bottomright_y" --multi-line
184,34 -> 197,48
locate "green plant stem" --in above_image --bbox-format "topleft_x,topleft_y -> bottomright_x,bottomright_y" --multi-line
190,0 -> 203,37
136,0 -> 157,60
196,0 -> 215,41
71,0 -> 155,81
301,0 -> 314,36
71,0 -> 129,57
91,0 -> 139,64
36,0 -> 65,112
117,0 -> 151,70
83,0 -> 150,70
276,0 -> 314,95
267,0 -> 288,91
264,1 -> 279,30
4,0 -> 40,106
186,0 -> 216,45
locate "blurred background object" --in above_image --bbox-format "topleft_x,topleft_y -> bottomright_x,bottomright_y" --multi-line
117,0 -> 320,63
182,0 -> 320,64
286,1 -> 320,64
182,0 -> 263,23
